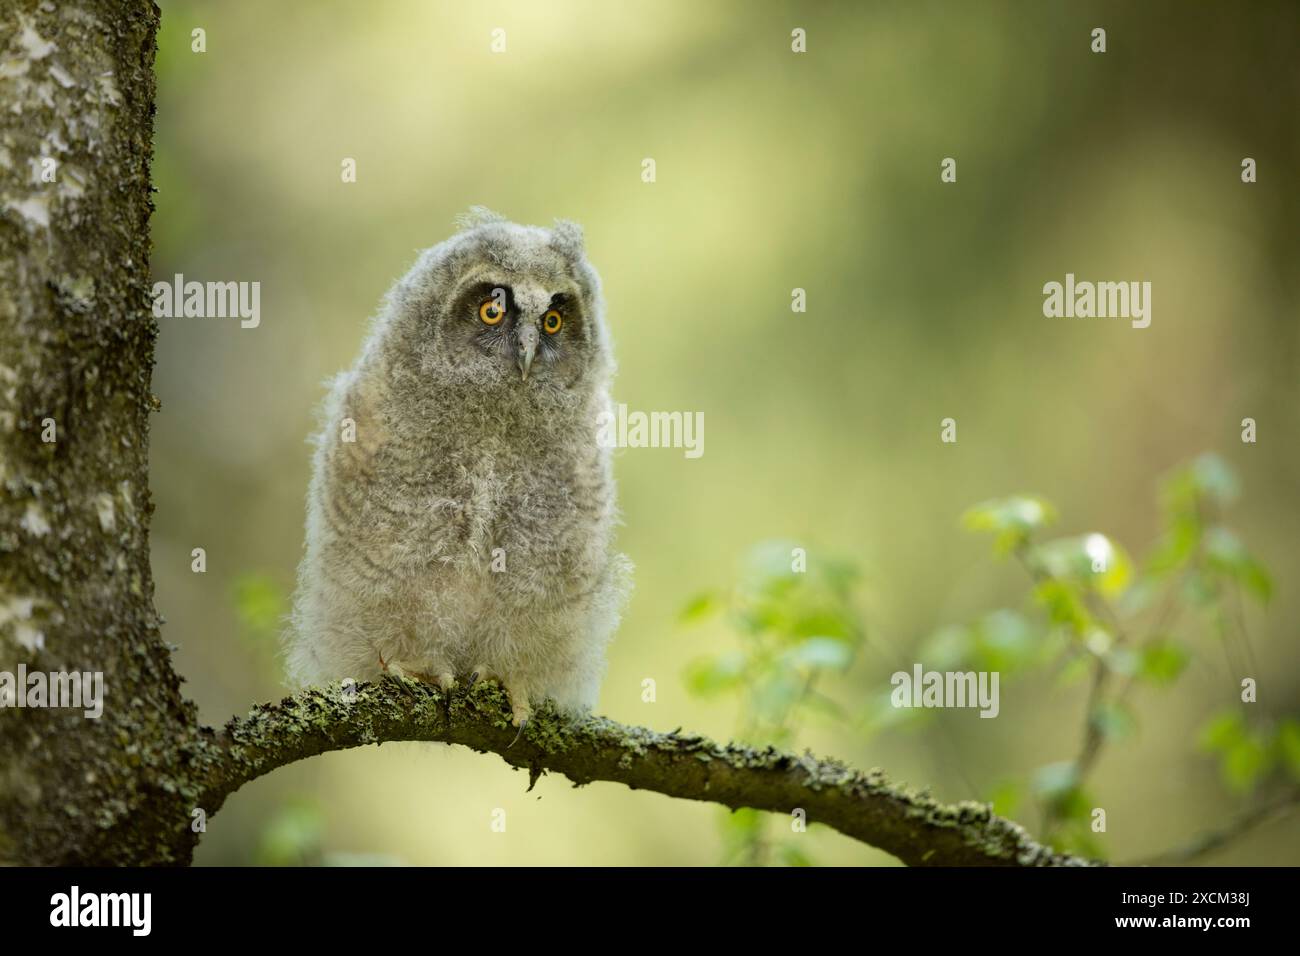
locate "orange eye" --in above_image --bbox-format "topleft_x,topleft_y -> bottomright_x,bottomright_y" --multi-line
479,299 -> 505,325
543,310 -> 563,334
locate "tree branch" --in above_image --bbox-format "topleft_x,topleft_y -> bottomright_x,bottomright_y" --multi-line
197,677 -> 1097,867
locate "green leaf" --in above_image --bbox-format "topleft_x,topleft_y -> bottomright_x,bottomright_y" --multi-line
1204,526 -> 1247,565
1199,712 -> 1246,752
1161,455 -> 1239,516
1033,534 -> 1132,596
962,495 -> 1057,553
986,780 -> 1022,818
1031,765 -> 1092,820
781,636 -> 853,672
1052,826 -> 1107,861
741,539 -> 804,594
1204,527 -> 1273,604
683,651 -> 746,696
786,606 -> 857,643
1237,559 -> 1274,604
1146,513 -> 1200,576
1155,456 -> 1241,578
232,573 -> 286,640
1032,761 -> 1079,800
732,602 -> 780,637
1188,454 -> 1240,506
1034,579 -> 1093,633
971,609 -> 1039,674
678,591 -> 720,624
1222,735 -> 1273,794
1137,639 -> 1189,686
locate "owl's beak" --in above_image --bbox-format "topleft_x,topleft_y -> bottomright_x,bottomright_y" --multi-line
516,323 -> 538,380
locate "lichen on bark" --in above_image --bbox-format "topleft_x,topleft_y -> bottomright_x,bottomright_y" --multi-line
200,679 -> 1095,867
0,0 -> 204,866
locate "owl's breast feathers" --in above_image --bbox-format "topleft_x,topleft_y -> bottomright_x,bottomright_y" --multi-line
316,380 -> 615,599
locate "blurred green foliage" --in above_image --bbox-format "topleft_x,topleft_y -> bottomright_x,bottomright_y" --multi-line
683,541 -> 865,863
231,572 -> 289,680
685,455 -> 1294,862
254,800 -> 404,866
254,800 -> 326,867
232,572 -> 286,642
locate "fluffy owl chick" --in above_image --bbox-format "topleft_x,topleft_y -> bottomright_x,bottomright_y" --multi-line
285,208 -> 632,726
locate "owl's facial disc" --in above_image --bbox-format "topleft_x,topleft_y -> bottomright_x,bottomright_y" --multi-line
457,276 -> 580,385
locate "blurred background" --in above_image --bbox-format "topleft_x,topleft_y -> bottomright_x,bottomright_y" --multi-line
148,0 -> 1300,865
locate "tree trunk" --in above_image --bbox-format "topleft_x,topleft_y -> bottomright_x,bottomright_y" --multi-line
0,0 -> 205,865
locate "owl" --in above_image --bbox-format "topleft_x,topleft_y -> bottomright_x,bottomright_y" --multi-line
285,208 -> 632,728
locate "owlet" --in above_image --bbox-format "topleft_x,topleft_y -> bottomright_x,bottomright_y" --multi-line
285,209 -> 632,727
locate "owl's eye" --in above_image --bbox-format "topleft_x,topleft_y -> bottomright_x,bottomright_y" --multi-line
479,299 -> 505,325
542,310 -> 563,335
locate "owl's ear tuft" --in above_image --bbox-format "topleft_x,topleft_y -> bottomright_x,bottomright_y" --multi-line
456,206 -> 508,231
550,218 -> 585,258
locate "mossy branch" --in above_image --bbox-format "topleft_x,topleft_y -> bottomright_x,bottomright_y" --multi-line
199,677 -> 1097,867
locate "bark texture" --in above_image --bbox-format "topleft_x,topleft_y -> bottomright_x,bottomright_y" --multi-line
204,679 -> 1093,867
0,0 -> 212,866
0,0 -> 1093,868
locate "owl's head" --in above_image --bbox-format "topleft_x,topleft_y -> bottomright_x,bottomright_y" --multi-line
387,208 -> 611,395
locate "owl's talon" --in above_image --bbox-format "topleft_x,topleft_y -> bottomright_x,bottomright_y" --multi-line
381,656 -> 409,680
507,691 -> 532,728
507,718 -> 528,749
381,659 -> 417,700
379,655 -> 445,692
